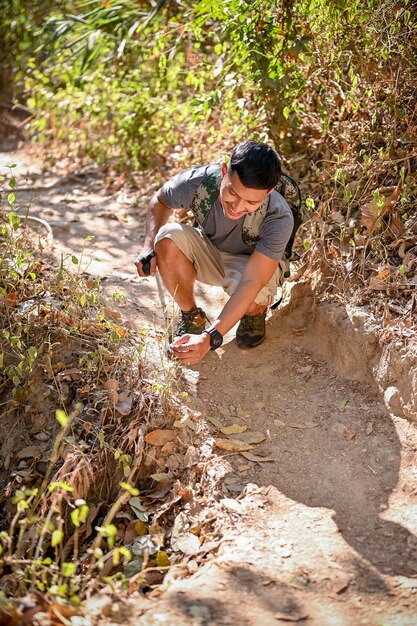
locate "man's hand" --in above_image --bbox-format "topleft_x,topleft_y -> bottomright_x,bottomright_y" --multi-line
169,333 -> 211,365
135,250 -> 157,277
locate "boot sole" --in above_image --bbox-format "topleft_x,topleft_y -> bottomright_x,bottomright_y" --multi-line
236,334 -> 266,349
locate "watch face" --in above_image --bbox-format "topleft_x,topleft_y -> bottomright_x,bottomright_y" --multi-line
209,329 -> 223,350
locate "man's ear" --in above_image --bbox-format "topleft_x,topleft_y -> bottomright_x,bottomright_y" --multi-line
221,162 -> 228,177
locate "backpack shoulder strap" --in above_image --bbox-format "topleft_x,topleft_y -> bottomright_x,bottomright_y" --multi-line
189,164 -> 222,223
276,172 -> 303,260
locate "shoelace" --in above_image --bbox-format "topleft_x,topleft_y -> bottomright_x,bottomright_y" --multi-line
239,313 -> 264,333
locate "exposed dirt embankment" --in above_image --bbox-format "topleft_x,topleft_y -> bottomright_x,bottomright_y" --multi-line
285,281 -> 417,423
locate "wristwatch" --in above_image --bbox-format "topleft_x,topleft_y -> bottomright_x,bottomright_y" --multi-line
203,328 -> 223,351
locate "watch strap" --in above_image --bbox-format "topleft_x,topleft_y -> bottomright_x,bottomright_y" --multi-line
203,328 -> 223,351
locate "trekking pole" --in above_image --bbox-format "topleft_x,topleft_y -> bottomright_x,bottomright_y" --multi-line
140,251 -> 169,322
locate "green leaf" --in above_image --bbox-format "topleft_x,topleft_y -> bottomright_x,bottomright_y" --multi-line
61,562 -> 77,577
49,481 -> 73,493
51,529 -> 64,547
71,509 -> 80,527
120,482 -> 140,496
56,409 -> 68,427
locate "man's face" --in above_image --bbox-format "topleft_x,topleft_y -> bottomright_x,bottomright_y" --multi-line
219,163 -> 272,221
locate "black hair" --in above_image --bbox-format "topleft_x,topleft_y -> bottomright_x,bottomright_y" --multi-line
229,139 -> 281,190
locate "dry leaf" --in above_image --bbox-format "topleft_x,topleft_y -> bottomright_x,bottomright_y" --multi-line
102,307 -> 122,321
49,603 -> 78,624
366,421 -> 374,435
397,236 -> 417,258
361,179 -> 403,235
368,275 -> 389,291
17,446 -> 42,460
235,431 -> 266,444
115,396 -> 133,416
124,520 -> 147,544
104,378 -> 118,391
150,472 -> 171,482
240,451 -> 275,463
173,417 -> 197,430
390,215 -> 405,238
337,399 -> 348,412
220,423 -> 248,435
274,611 -> 309,622
286,421 -> 319,429
206,415 -> 223,428
56,368 -> 83,381
4,291 -> 19,308
344,428 -> 356,440
274,419 -> 286,427
144,429 -> 177,446
214,438 -> 251,452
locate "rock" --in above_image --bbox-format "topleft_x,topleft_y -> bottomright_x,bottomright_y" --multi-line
348,307 -> 370,330
384,386 -> 403,417
330,422 -> 347,436
84,594 -> 113,618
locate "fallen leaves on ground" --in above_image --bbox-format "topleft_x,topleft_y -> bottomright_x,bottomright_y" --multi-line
285,421 -> 319,429
144,429 -> 177,446
220,423 -> 248,435
171,512 -> 201,555
206,415 -> 223,428
274,610 -> 309,622
240,451 -> 275,463
235,431 -> 266,444
337,399 -> 349,412
214,438 -> 251,452
361,179 -> 403,235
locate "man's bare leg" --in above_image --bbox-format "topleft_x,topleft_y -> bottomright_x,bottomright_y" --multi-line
245,302 -> 267,315
155,237 -> 197,312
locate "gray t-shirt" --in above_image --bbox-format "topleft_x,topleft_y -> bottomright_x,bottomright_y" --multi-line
161,164 -> 294,261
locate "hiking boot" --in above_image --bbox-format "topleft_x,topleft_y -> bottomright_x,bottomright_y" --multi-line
236,312 -> 266,348
173,307 -> 207,339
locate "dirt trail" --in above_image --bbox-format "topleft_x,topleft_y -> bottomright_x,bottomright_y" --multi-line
1,149 -> 417,625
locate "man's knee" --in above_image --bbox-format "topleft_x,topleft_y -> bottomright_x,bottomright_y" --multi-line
154,235 -> 180,262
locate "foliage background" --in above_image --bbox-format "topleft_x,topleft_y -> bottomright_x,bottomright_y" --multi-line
1,0 -> 416,318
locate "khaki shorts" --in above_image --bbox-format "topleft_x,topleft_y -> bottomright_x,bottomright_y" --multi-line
154,223 -> 282,306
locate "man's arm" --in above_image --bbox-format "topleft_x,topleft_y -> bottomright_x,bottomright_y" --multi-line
212,251 -> 277,334
170,251 -> 278,363
135,190 -> 173,277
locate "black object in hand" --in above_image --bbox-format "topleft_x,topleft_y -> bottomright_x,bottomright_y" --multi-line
140,251 -> 155,275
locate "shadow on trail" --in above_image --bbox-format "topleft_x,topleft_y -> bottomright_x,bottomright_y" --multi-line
197,311 -> 417,585
167,565 -> 307,626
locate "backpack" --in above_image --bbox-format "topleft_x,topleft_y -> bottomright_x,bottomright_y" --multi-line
189,165 -> 303,262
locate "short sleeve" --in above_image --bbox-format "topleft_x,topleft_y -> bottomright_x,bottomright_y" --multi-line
161,166 -> 208,210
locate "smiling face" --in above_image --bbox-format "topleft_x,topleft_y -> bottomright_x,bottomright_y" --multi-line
219,163 -> 272,221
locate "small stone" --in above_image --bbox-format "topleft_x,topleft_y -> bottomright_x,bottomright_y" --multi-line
84,594 -> 113,618
330,422 -> 347,436
384,386 -> 403,417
